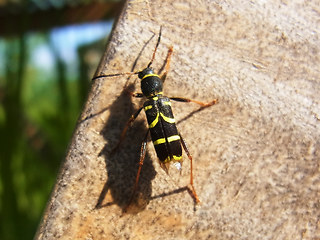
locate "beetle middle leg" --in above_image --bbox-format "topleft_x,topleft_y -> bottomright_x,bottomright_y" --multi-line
170,97 -> 218,108
110,106 -> 143,154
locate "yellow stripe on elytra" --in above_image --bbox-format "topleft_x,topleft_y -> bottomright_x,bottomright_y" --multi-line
149,112 -> 176,129
153,135 -> 180,145
149,112 -> 159,128
144,105 -> 152,111
145,101 -> 170,112
160,112 -> 175,123
167,135 -> 180,142
163,155 -> 182,163
153,138 -> 166,145
163,101 -> 171,106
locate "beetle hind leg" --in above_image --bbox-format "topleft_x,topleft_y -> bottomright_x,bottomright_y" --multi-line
179,134 -> 201,203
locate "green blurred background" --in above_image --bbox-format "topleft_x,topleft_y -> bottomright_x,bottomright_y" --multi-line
0,1 -> 123,239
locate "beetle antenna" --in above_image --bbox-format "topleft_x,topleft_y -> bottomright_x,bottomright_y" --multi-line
147,26 -> 162,68
92,71 -> 139,81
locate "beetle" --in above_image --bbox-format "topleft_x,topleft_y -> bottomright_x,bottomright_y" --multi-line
93,27 -> 218,209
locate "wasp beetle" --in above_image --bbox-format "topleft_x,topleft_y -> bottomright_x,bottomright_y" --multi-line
93,27 -> 218,209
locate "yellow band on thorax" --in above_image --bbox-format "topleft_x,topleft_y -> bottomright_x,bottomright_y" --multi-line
142,73 -> 159,80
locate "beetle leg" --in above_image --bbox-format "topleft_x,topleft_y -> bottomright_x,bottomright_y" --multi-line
170,97 -> 218,108
111,107 -> 143,154
124,130 -> 149,212
179,133 -> 200,203
160,46 -> 173,83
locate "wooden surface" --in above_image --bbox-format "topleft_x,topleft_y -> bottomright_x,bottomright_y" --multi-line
35,0 -> 320,239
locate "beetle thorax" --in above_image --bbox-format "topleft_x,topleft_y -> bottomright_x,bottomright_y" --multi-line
139,67 -> 163,97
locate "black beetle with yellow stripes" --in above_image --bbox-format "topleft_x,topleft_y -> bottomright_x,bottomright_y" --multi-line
93,27 -> 218,210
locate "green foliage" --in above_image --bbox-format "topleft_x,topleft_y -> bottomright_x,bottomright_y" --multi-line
0,28 -> 106,240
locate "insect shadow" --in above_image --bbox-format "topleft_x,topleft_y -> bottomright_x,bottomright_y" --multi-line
94,33 -> 158,212
95,81 -> 156,212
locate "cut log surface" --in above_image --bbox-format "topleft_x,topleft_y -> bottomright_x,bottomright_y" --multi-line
35,0 -> 320,239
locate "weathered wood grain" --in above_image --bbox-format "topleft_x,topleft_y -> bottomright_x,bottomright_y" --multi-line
35,0 -> 320,239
